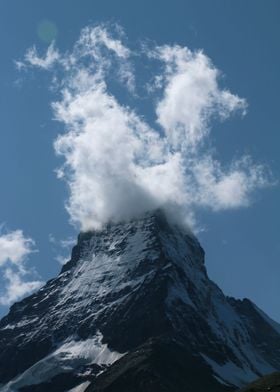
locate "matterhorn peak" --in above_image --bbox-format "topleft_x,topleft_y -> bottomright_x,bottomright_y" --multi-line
1,211 -> 280,392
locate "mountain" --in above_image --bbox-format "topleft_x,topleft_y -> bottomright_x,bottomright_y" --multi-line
0,210 -> 280,392
239,372 -> 280,391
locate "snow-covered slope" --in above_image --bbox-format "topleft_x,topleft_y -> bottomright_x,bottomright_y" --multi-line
1,332 -> 123,392
0,210 -> 280,392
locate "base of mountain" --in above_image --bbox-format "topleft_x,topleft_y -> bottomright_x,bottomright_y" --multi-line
85,338 -> 234,392
239,372 -> 280,392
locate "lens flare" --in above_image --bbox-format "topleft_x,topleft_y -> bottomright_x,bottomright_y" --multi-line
37,20 -> 58,43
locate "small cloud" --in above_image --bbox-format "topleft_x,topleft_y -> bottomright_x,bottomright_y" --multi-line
60,237 -> 76,248
23,42 -> 60,70
0,228 -> 43,306
48,233 -> 57,245
0,229 -> 34,267
14,60 -> 26,71
48,234 -> 76,265
0,269 -> 43,306
55,255 -> 70,265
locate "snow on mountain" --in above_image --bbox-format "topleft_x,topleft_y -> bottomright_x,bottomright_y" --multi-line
0,210 -> 279,391
1,332 -> 123,392
68,382 -> 91,392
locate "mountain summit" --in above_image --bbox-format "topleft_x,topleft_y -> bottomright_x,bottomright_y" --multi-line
0,210 -> 280,392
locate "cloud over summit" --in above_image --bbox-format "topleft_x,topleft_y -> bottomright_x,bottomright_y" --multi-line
21,24 -> 270,231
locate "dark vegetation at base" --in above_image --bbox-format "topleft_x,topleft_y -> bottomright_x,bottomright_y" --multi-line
239,372 -> 280,392
86,338 -> 234,392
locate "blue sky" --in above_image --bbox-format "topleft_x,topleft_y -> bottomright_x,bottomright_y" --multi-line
0,0 -> 279,321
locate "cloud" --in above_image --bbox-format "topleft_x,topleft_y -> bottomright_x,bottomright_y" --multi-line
0,230 -> 34,267
19,24 -> 271,231
0,229 -> 43,305
76,24 -> 130,59
152,45 -> 247,148
16,41 -> 60,70
0,269 -> 42,306
48,234 -> 76,265
55,255 -> 70,265
188,156 -> 268,210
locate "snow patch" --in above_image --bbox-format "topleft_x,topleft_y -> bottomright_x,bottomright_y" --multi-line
201,354 -> 259,387
0,317 -> 39,331
68,381 -> 91,392
2,332 -> 123,391
213,375 -> 231,386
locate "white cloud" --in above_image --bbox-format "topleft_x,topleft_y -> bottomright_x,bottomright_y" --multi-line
0,229 -> 43,305
48,234 -> 76,266
19,24 -> 135,91
55,255 -> 70,265
23,41 -> 60,70
60,237 -> 76,248
72,25 -> 135,92
189,156 -> 269,210
20,24 -> 271,231
76,25 -> 130,59
153,45 -> 247,148
0,269 -> 42,306
0,230 -> 34,267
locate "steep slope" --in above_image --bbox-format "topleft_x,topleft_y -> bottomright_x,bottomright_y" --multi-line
86,338 -> 232,392
0,210 -> 280,392
239,372 -> 280,392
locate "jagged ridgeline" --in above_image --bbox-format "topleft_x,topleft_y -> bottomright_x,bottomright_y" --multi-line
0,211 -> 280,392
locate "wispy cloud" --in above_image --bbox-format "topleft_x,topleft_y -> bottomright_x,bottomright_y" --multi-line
0,229 -> 43,305
16,41 -> 60,70
18,24 -> 272,231
0,269 -> 42,306
48,233 -> 76,265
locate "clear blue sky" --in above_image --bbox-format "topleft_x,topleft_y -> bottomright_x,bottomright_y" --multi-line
0,0 -> 279,320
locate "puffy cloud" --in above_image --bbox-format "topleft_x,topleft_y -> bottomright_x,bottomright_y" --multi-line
0,230 -> 34,267
53,81 -> 163,230
0,229 -> 43,305
153,45 -> 247,148
188,156 -> 269,210
20,24 -> 271,231
0,269 -> 42,306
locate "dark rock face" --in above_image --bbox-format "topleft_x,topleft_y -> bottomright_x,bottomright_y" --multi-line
87,338 -> 233,392
239,372 -> 280,392
0,210 -> 280,392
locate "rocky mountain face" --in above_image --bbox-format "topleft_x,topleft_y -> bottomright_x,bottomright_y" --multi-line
239,372 -> 280,392
0,210 -> 280,392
